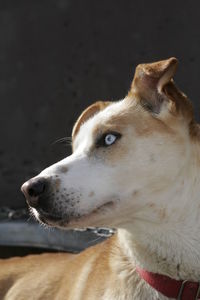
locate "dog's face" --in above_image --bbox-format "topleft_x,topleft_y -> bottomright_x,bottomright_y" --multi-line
21,58 -> 195,229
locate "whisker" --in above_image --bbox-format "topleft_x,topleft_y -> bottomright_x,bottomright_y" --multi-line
51,137 -> 72,147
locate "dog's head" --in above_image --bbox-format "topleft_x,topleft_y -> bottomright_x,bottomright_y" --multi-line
21,58 -> 197,229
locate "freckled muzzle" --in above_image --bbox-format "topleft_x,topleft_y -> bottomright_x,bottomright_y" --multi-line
21,176 -> 81,224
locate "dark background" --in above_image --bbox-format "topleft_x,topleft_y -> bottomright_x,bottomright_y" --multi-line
1,0 -> 200,209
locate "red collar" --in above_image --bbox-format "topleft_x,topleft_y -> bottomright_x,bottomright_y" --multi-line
136,266 -> 200,299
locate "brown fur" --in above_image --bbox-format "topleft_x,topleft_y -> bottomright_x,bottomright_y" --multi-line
72,101 -> 111,144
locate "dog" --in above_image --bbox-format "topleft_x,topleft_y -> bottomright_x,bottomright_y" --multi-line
1,57 -> 200,300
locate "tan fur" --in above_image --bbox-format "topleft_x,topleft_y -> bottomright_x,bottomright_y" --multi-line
0,236 -> 141,300
1,58 -> 200,299
72,101 -> 111,144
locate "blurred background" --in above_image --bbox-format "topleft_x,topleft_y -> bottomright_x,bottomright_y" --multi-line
0,0 -> 200,255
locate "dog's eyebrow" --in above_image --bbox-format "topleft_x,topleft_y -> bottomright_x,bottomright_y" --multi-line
92,123 -> 122,138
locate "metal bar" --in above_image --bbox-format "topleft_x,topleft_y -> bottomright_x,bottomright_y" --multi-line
177,280 -> 188,300
0,221 -> 111,253
195,282 -> 200,300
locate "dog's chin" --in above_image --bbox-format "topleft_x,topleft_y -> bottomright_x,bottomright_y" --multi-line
31,201 -> 115,229
30,208 -> 65,227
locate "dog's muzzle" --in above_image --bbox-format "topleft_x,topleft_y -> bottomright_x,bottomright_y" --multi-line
21,177 -> 72,224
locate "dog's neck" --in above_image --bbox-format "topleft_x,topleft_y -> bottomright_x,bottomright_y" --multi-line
117,140 -> 200,282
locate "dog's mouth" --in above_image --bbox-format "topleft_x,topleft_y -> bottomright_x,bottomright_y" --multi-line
32,201 -> 115,228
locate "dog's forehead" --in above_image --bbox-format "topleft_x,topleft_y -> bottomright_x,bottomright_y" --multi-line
73,96 -> 179,153
73,100 -> 130,150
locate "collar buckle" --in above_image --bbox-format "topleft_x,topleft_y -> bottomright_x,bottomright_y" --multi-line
177,280 -> 200,300
177,280 -> 188,300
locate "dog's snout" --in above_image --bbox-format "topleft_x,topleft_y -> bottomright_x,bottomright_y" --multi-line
21,178 -> 47,208
27,179 -> 46,197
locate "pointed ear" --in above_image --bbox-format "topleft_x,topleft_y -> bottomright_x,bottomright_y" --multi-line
72,101 -> 111,141
129,57 -> 178,114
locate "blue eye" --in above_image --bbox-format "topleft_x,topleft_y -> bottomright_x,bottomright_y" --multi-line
96,132 -> 121,148
104,134 -> 117,145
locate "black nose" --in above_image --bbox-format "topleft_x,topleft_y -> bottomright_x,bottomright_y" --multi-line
27,179 -> 45,197
21,178 -> 47,208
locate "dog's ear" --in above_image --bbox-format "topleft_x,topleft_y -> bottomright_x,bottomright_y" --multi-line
129,58 -> 179,114
72,101 -> 111,141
